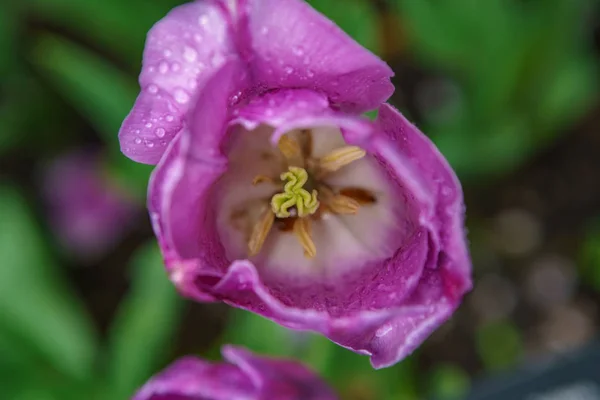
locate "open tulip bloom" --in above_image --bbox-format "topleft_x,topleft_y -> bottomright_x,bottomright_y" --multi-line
133,345 -> 337,400
119,0 -> 472,368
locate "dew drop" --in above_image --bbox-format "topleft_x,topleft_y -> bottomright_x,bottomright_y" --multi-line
155,127 -> 166,138
211,53 -> 224,67
134,137 -> 142,144
147,84 -> 158,94
145,140 -> 155,148
145,122 -> 153,128
174,88 -> 190,104
158,61 -> 169,74
188,78 -> 197,89
171,62 -> 181,72
165,115 -> 175,122
163,49 -> 172,58
183,46 -> 197,62
193,33 -> 203,43
375,323 -> 393,338
307,69 -> 315,77
292,46 -> 304,56
284,66 -> 294,75
441,186 -> 453,197
198,14 -> 209,26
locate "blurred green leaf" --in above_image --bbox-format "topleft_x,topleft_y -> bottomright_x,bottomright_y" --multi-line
223,310 -> 298,357
0,72 -> 71,156
580,219 -> 600,292
30,34 -> 138,148
105,241 -> 183,399
429,363 -> 471,400
535,57 -> 598,133
476,321 -> 523,371
0,2 -> 19,75
0,184 -> 98,380
26,0 -> 181,67
307,0 -> 381,53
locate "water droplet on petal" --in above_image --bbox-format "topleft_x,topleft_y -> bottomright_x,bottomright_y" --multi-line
147,84 -> 158,94
284,66 -> 294,75
145,122 -> 153,128
211,53 -> 224,67
166,115 -> 175,122
441,186 -> 453,197
183,46 -> 197,62
198,14 -> 209,25
134,137 -> 142,144
188,78 -> 197,89
155,127 -> 166,138
174,88 -> 190,104
293,46 -> 304,56
145,140 -> 155,148
375,323 -> 393,338
158,61 -> 169,74
171,62 -> 181,72
163,49 -> 172,58
307,69 -> 315,77
193,33 -> 203,43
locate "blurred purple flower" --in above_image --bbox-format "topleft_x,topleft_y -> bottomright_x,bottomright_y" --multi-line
119,0 -> 472,368
42,150 -> 139,260
133,345 -> 337,400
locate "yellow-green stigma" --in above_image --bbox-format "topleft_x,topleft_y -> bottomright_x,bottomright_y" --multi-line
271,166 -> 319,218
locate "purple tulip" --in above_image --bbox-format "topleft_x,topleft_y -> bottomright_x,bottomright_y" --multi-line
133,345 -> 337,400
42,150 -> 139,260
119,0 -> 472,368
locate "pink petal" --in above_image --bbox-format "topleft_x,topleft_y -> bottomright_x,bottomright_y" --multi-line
375,104 -> 472,295
240,0 -> 394,113
119,0 -> 237,164
133,346 -> 337,400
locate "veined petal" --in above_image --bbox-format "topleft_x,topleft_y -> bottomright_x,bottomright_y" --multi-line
133,346 -> 337,400
374,104 -> 472,296
119,0 -> 237,164
239,0 -> 394,113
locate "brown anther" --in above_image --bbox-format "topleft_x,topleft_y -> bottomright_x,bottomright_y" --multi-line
252,175 -> 275,185
248,208 -> 275,256
293,218 -> 316,258
317,185 -> 360,215
300,129 -> 313,159
328,195 -> 360,215
277,135 -> 303,166
339,187 -> 377,205
317,146 -> 366,174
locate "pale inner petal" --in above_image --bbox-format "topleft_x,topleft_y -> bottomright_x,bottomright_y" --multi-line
213,124 -> 412,282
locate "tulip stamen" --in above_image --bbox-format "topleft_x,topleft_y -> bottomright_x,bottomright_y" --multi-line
271,167 -> 319,218
318,186 -> 360,215
252,175 -> 275,185
248,207 -> 275,256
317,146 -> 366,175
277,135 -> 303,166
293,218 -> 316,258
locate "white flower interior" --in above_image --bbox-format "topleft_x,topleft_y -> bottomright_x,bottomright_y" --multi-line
213,124 -> 405,280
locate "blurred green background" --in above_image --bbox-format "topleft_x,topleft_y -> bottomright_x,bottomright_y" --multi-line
1,0 -> 599,399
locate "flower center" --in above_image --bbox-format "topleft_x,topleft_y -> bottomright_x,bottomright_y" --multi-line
243,129 -> 376,259
271,167 -> 319,218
